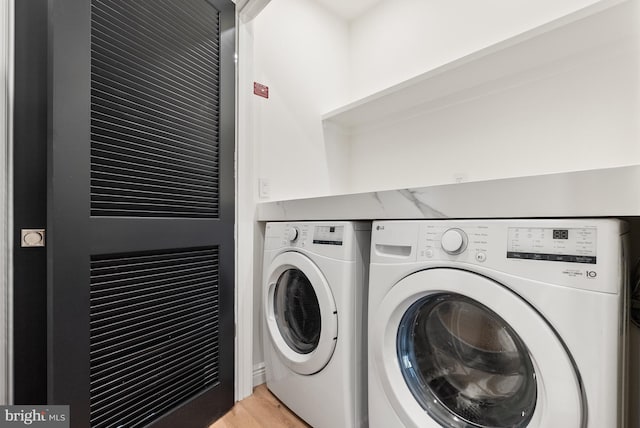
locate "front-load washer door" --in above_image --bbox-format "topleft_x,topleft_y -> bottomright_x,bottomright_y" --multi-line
265,251 -> 338,375
372,268 -> 583,428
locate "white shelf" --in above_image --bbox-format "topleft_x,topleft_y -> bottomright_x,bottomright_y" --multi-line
322,0 -> 637,132
257,166 -> 640,221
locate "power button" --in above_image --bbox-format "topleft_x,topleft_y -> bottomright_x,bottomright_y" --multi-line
475,252 -> 487,263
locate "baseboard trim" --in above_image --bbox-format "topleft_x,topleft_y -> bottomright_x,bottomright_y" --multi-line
252,362 -> 266,387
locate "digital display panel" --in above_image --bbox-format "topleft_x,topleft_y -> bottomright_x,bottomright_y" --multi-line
507,227 -> 596,264
553,229 -> 569,240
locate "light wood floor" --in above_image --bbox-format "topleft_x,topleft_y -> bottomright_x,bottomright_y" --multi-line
209,384 -> 310,428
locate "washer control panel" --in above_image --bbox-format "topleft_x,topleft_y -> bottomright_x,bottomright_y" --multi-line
417,224 -> 490,262
415,223 -> 599,266
373,220 -> 621,294
507,227 -> 597,264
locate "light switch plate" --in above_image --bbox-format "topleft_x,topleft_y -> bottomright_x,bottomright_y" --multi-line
259,178 -> 270,198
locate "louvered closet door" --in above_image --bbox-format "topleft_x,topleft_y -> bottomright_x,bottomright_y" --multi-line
47,1 -> 235,427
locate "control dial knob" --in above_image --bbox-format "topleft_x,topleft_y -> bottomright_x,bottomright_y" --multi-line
286,227 -> 299,242
441,228 -> 467,254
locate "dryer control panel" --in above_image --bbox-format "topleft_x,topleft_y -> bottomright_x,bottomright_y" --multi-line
313,225 -> 344,246
264,221 -> 369,262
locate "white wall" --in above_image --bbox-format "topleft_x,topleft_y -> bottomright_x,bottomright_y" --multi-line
252,0 -> 350,201
345,0 -> 640,192
251,0 -> 638,200
348,0 -> 612,101
347,27 -> 640,191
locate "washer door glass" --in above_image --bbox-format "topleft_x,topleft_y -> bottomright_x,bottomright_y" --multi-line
397,293 -> 537,428
274,269 -> 321,354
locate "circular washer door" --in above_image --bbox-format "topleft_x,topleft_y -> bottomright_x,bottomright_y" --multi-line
265,252 -> 338,375
372,268 -> 583,428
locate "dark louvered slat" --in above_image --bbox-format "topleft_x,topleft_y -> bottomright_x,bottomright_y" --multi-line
90,247 -> 220,428
92,194 -> 218,212
90,322 -> 217,380
90,29 -> 219,104
90,139 -> 215,175
91,340 -> 219,407
90,282 -> 218,325
91,208 -> 216,218
90,291 -> 218,355
91,175 -> 217,199
91,57 -> 218,118
91,97 -> 216,144
95,0 -> 220,72
91,316 -> 219,375
90,272 -> 215,299
92,255 -> 218,282
92,2 -> 220,93
91,147 -> 217,181
92,275 -> 217,304
91,247 -> 219,267
92,328 -> 219,400
92,88 -> 217,138
91,297 -> 219,348
91,341 -> 218,404
141,0 -> 222,57
90,291 -> 219,346
91,316 -> 218,376
91,0 -> 220,219
91,157 -> 218,189
92,111 -> 218,156
91,121 -> 219,160
92,351 -> 221,425
91,163 -> 218,193
96,361 -> 219,428
91,295 -> 219,347
91,96 -> 216,143
92,77 -> 218,133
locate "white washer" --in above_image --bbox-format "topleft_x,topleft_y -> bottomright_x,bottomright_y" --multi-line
263,221 -> 370,428
368,219 -> 629,428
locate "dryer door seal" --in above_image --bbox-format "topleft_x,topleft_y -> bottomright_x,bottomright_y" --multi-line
265,252 -> 338,375
371,268 -> 583,428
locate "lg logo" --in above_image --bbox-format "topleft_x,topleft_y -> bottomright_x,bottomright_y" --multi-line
586,270 -> 597,278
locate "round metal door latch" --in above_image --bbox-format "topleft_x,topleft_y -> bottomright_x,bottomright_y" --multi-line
21,229 -> 45,247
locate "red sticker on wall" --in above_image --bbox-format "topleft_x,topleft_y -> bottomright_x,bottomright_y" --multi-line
253,82 -> 269,99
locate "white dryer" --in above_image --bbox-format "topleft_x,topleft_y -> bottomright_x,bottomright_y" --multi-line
263,221 -> 370,428
368,219 -> 629,428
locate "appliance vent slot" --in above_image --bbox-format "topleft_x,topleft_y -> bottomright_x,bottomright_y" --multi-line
89,247 -> 220,428
90,0 -> 221,218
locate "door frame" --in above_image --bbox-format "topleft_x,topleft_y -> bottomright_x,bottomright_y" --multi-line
235,0 -> 273,402
0,0 -> 13,406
